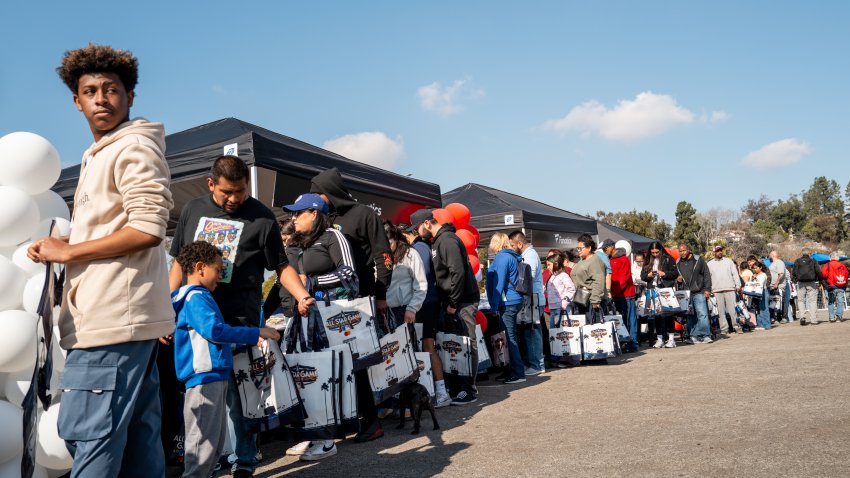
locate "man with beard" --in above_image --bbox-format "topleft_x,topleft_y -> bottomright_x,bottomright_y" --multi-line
412,209 -> 480,405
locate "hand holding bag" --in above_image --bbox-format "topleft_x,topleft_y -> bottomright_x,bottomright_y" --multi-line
742,279 -> 764,298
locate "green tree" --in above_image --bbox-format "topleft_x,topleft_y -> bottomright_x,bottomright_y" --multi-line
672,201 -> 704,251
769,195 -> 807,234
801,176 -> 846,243
741,194 -> 774,224
595,209 -> 670,242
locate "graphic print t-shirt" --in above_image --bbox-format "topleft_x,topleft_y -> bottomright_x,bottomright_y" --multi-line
171,195 -> 285,326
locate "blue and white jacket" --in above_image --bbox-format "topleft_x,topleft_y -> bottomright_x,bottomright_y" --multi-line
172,285 -> 260,389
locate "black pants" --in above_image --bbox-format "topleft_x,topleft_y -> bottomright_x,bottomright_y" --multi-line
156,341 -> 184,465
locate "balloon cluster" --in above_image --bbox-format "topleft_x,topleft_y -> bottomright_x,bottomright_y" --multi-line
431,203 -> 482,281
0,132 -> 73,477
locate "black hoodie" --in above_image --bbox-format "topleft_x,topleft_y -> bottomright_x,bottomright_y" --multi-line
432,224 -> 479,309
310,168 -> 393,300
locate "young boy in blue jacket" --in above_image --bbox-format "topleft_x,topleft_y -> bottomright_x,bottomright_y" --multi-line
172,241 -> 280,477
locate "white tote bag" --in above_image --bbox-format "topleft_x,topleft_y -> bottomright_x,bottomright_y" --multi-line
475,324 -> 491,371
232,341 -> 304,431
657,287 -> 680,313
517,295 -> 540,325
565,314 -> 587,328
674,290 -> 691,314
367,324 -> 419,404
315,296 -> 382,370
326,344 -> 357,422
603,314 -> 631,343
581,322 -> 620,361
742,280 -> 763,298
286,349 -> 341,439
548,325 -> 582,365
436,331 -> 475,378
415,352 -> 435,398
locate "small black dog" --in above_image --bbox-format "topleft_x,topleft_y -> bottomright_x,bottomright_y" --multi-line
396,383 -> 440,434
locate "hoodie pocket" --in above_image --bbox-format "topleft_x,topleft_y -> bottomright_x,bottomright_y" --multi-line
57,363 -> 117,441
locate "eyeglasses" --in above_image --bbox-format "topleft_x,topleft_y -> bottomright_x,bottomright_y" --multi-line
577,245 -> 588,250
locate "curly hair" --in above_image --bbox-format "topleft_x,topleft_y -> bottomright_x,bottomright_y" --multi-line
176,241 -> 222,275
56,43 -> 139,93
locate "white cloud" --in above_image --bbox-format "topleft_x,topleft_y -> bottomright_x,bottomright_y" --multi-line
741,138 -> 811,170
543,91 -> 695,141
710,111 -> 729,123
322,132 -> 405,171
417,78 -> 483,116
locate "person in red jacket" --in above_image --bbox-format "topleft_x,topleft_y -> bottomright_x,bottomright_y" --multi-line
821,252 -> 848,322
610,240 -> 638,352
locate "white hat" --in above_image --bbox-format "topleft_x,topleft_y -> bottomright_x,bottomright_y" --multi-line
615,240 -> 631,257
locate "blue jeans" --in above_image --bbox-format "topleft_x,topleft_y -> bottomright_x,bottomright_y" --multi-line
613,297 -> 638,347
58,340 -> 164,478
828,288 -> 846,320
522,304 -> 545,372
686,293 -> 711,340
500,303 -> 526,379
756,289 -> 772,329
227,364 -> 258,473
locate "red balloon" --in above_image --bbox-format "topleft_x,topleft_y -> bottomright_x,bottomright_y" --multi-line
475,310 -> 488,333
457,229 -> 476,254
665,247 -> 680,260
468,253 -> 480,275
673,320 -> 683,332
432,208 -> 454,225
445,203 -> 471,229
466,225 -> 480,247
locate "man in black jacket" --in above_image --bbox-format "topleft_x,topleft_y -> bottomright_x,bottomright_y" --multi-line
310,167 -> 393,441
793,248 -> 820,325
412,208 -> 480,405
676,244 -> 713,344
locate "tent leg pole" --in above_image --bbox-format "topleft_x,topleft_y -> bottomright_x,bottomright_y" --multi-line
250,166 -> 259,198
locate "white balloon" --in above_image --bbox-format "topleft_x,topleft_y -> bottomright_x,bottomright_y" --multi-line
31,191 -> 70,224
32,218 -> 72,242
14,244 -> 43,278
44,466 -> 66,478
0,187 -> 39,247
3,367 -> 31,408
0,401 -> 23,463
36,402 -> 73,471
22,273 -> 46,315
0,247 -> 14,260
615,240 -> 632,258
0,310 -> 38,373
0,256 -> 27,312
0,132 -> 62,195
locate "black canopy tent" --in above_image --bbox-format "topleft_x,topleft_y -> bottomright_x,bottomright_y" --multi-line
595,221 -> 658,253
441,183 -> 598,256
53,118 -> 442,233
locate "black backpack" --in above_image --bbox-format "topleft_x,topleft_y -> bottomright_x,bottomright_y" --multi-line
514,257 -> 533,295
795,256 -> 818,282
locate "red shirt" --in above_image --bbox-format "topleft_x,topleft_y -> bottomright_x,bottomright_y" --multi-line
610,255 -> 636,299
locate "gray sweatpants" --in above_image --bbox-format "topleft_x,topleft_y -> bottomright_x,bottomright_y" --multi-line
714,291 -> 738,333
183,380 -> 228,478
797,281 -> 819,323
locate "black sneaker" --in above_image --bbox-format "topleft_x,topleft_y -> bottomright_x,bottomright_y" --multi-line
451,391 -> 478,405
494,372 -> 510,382
504,376 -> 526,385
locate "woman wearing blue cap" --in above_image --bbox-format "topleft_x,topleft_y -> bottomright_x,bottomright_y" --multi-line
283,193 -> 357,461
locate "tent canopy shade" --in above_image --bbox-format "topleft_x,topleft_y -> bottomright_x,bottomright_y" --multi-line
53,117 -> 442,233
595,221 -> 659,254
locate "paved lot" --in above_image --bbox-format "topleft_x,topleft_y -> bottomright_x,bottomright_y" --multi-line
255,312 -> 850,477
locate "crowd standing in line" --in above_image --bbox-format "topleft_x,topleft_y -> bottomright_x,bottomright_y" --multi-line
25,43 -> 850,478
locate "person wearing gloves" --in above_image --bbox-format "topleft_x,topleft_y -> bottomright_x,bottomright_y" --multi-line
486,233 -> 527,384
641,242 -> 679,348
610,240 -> 639,353
676,243 -> 713,344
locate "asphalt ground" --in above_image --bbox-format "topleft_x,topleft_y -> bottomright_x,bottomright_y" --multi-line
254,310 -> 850,477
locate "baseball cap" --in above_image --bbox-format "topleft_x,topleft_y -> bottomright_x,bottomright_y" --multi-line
713,245 -> 724,252
406,209 -> 435,232
600,238 -> 616,249
283,193 -> 329,214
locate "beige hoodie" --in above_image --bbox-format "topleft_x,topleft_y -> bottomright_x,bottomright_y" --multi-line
60,118 -> 175,349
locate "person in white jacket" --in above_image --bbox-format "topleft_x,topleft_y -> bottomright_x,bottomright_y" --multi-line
384,221 -> 428,328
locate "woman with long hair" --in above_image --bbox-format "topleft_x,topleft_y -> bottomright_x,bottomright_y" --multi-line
641,241 -> 679,349
750,261 -> 772,331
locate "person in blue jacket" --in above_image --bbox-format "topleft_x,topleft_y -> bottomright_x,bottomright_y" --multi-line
172,241 -> 280,478
485,232 -> 527,384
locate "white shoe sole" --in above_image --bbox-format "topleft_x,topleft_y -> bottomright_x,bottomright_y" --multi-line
434,397 -> 452,408
286,441 -> 311,456
299,445 -> 337,461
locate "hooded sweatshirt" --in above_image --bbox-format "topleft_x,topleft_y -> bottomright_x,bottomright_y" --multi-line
172,285 -> 259,389
60,118 -> 174,349
310,168 -> 393,300
432,224 -> 479,309
610,248 -> 636,299
486,248 -> 523,311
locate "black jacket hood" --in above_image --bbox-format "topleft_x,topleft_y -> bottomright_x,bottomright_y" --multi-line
310,168 -> 358,213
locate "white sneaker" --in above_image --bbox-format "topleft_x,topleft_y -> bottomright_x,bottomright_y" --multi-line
435,393 -> 452,408
664,338 -> 676,348
652,337 -> 664,349
300,440 -> 337,461
524,367 -> 544,376
286,440 -> 311,456
700,337 -> 713,344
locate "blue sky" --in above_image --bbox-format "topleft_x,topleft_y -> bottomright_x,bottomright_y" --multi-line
2,1 -> 848,222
